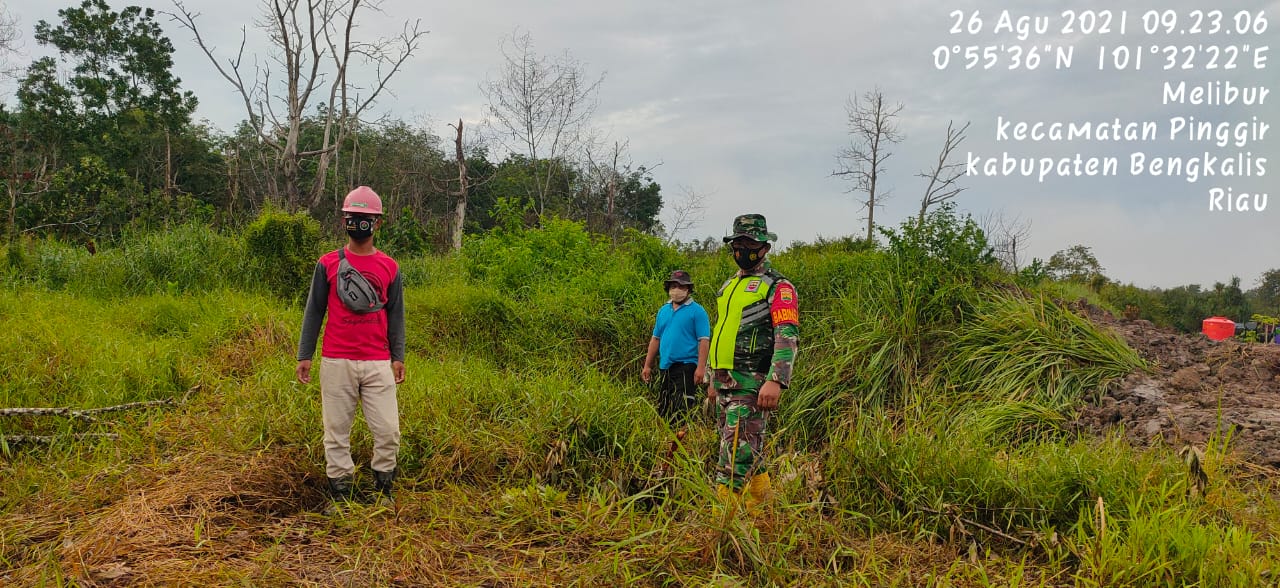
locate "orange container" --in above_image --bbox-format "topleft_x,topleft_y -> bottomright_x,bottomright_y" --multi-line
1202,316 -> 1236,341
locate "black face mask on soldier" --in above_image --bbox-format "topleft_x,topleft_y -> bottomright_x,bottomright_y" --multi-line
732,244 -> 767,270
344,214 -> 376,240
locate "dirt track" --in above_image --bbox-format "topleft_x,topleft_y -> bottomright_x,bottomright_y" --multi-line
1074,306 -> 1280,468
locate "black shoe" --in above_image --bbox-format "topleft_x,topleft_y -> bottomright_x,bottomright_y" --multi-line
373,469 -> 396,507
324,475 -> 355,514
327,475 -> 355,498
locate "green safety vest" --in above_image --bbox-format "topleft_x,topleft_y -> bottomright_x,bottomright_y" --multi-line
710,269 -> 785,373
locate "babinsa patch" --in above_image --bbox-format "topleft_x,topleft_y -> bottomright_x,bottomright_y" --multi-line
770,283 -> 798,326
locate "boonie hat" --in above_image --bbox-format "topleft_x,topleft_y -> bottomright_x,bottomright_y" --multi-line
722,213 -> 777,243
664,269 -> 694,288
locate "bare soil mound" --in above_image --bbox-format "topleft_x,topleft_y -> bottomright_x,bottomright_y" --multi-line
1073,303 -> 1280,468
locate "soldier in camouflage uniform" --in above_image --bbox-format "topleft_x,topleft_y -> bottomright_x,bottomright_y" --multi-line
707,214 -> 798,508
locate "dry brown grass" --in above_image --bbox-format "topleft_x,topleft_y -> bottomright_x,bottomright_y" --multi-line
2,443 -> 1019,587
208,317 -> 295,378
7,449 -> 326,586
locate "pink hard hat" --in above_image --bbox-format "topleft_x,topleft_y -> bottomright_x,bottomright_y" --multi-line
341,186 -> 383,215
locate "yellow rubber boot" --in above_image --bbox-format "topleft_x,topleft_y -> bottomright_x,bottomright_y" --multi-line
743,473 -> 772,512
716,483 -> 741,515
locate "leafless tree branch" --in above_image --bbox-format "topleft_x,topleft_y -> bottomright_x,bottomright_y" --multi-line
917,120 -> 970,226
833,88 -> 903,240
981,210 -> 1032,272
663,185 -> 710,245
481,30 -> 604,217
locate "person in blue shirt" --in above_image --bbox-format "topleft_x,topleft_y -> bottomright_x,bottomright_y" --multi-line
642,270 -> 711,425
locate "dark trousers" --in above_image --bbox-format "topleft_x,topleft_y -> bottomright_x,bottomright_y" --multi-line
658,362 -> 699,424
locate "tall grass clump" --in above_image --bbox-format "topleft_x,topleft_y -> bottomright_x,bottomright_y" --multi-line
455,219 -> 684,374
0,288 -> 295,411
397,356 -> 667,490
938,292 -> 1146,413
825,412 -> 1177,531
68,224 -> 248,297
2,236 -> 92,290
404,280 -> 522,363
822,412 -> 1276,585
3,216 -> 303,299
783,206 -> 996,444
243,205 -> 323,299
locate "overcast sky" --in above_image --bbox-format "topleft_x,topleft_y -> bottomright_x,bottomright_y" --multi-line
3,0 -> 1277,288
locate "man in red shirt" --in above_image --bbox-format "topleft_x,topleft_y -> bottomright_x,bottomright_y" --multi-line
296,186 -> 406,511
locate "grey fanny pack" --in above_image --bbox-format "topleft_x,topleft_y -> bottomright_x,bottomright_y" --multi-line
337,248 -> 385,314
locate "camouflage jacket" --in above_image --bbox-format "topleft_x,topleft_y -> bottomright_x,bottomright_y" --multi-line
709,262 -> 799,392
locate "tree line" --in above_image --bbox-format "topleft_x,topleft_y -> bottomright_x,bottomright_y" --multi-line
3,1 -> 1274,333
1,0 -> 662,252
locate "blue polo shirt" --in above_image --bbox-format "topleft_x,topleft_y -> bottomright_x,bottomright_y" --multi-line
652,299 -> 711,369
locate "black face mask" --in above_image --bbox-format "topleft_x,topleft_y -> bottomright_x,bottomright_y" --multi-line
732,245 -> 766,270
344,215 -> 376,241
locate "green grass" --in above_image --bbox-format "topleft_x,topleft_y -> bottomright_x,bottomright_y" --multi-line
1,221 -> 1277,586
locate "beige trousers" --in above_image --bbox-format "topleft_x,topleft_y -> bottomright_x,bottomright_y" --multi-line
319,357 -> 400,479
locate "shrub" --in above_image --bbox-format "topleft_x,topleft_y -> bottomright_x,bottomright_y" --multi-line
378,207 -> 436,257
243,206 -> 323,299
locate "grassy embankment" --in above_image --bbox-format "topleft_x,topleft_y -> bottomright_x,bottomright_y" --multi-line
0,216 -> 1276,586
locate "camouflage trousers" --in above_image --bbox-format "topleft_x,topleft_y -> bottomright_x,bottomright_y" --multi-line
715,390 -> 769,490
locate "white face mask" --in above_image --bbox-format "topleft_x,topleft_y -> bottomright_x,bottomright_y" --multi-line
669,286 -> 689,303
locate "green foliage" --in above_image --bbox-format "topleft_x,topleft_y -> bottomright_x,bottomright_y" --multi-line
32,155 -> 141,238
1,224 -> 248,296
1207,276 -> 1251,322
243,206 -> 322,299
1016,257 -> 1049,287
1153,284 -> 1211,332
489,196 -> 534,234
464,217 -> 611,294
1251,314 -> 1278,343
1254,268 -> 1280,315
377,207 -> 434,257
880,202 -> 997,287
453,219 -> 657,374
1097,282 -> 1167,324
614,166 -> 662,234
27,0 -> 195,130
5,223 -> 1279,585
784,211 -> 1133,447
619,228 -> 683,279
3,236 -> 32,276
785,235 -> 876,256
0,288 -> 276,409
939,292 -> 1146,411
1047,244 -> 1107,285
490,154 -> 575,220
10,0 -> 224,235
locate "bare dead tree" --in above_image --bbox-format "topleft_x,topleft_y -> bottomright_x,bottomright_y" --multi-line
449,119 -> 468,251
833,89 -> 903,241
5,164 -> 50,241
481,30 -> 603,217
2,125 -> 50,241
917,120 -> 970,227
662,185 -> 709,245
981,210 -> 1032,272
169,0 -> 425,212
581,137 -> 629,236
0,5 -> 20,80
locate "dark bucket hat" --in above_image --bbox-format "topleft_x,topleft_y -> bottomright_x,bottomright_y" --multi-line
664,269 -> 694,289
